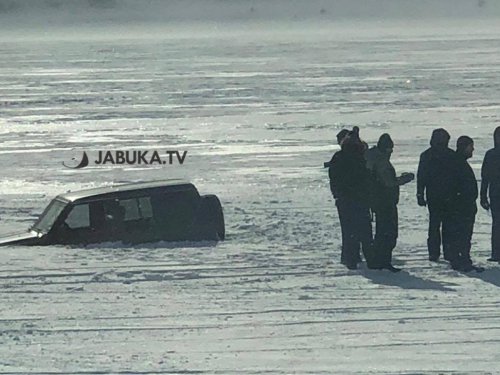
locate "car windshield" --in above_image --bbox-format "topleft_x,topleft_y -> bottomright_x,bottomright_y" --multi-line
32,199 -> 68,233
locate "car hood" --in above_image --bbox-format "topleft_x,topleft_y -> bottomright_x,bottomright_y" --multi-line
0,230 -> 41,246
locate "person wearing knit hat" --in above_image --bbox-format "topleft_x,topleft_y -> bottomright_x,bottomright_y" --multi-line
336,129 -> 350,146
377,133 -> 394,152
349,126 -> 369,151
480,126 -> 500,263
323,128 -> 357,168
448,136 -> 483,272
365,133 -> 414,272
417,128 -> 457,262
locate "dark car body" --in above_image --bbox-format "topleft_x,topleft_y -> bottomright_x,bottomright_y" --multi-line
0,180 -> 225,246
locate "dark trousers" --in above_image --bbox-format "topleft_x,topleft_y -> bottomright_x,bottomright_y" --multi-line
427,203 -> 452,260
491,208 -> 500,260
373,205 -> 398,268
448,213 -> 475,268
338,207 -> 362,264
336,199 -> 373,267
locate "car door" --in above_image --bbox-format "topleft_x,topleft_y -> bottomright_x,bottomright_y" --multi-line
50,203 -> 94,244
50,201 -> 115,245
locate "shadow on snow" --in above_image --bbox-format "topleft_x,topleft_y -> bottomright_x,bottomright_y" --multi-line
461,266 -> 500,288
359,268 -> 457,292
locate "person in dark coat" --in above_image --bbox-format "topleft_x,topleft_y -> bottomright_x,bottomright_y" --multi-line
324,129 -> 351,169
327,128 -> 366,264
365,134 -> 414,272
480,126 -> 500,262
417,129 -> 457,262
329,128 -> 374,270
448,136 -> 482,272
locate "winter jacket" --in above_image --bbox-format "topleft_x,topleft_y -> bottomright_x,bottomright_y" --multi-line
329,150 -> 370,205
454,153 -> 478,217
481,147 -> 500,207
365,146 -> 408,210
417,146 -> 459,206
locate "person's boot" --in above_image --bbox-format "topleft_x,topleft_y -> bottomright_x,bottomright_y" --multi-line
452,261 -> 478,272
474,265 -> 485,273
459,263 -> 475,272
451,259 -> 465,271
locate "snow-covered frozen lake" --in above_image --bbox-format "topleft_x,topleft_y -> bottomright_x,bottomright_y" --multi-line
2,18 -> 500,374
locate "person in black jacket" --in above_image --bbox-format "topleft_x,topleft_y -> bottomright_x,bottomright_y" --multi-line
327,128 -> 364,264
480,126 -> 500,262
417,129 -> 457,262
448,136 -> 483,272
365,134 -> 414,272
329,128 -> 374,270
325,128 -> 366,168
324,129 -> 350,168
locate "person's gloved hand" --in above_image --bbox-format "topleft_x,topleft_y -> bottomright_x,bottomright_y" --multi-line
400,172 -> 415,184
481,197 -> 490,211
417,194 -> 427,207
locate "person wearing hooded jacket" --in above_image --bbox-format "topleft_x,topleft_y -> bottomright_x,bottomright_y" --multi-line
329,128 -> 374,270
365,134 -> 414,272
417,129 -> 457,262
448,136 -> 483,272
480,126 -> 500,263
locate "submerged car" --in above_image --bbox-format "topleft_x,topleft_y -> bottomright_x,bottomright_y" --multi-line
0,180 -> 225,246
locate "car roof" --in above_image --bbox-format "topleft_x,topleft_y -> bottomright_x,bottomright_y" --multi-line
57,179 -> 196,204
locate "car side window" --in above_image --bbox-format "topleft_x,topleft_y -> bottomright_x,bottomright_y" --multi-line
119,199 -> 140,221
104,199 -> 125,224
65,204 -> 90,229
113,198 -> 153,222
138,197 -> 153,219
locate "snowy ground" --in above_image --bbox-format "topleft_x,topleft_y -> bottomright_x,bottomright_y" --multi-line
1,19 -> 500,374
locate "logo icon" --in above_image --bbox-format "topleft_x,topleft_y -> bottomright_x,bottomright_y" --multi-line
63,152 -> 90,169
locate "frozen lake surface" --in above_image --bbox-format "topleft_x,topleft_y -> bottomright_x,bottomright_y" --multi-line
1,19 -> 500,374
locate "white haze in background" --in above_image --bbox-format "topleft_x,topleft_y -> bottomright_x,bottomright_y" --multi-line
0,0 -> 498,26
0,0 -> 498,42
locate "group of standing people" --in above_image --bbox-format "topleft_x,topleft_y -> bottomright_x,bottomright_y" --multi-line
417,129 -> 481,272
328,127 -> 413,272
328,126 -> 500,273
